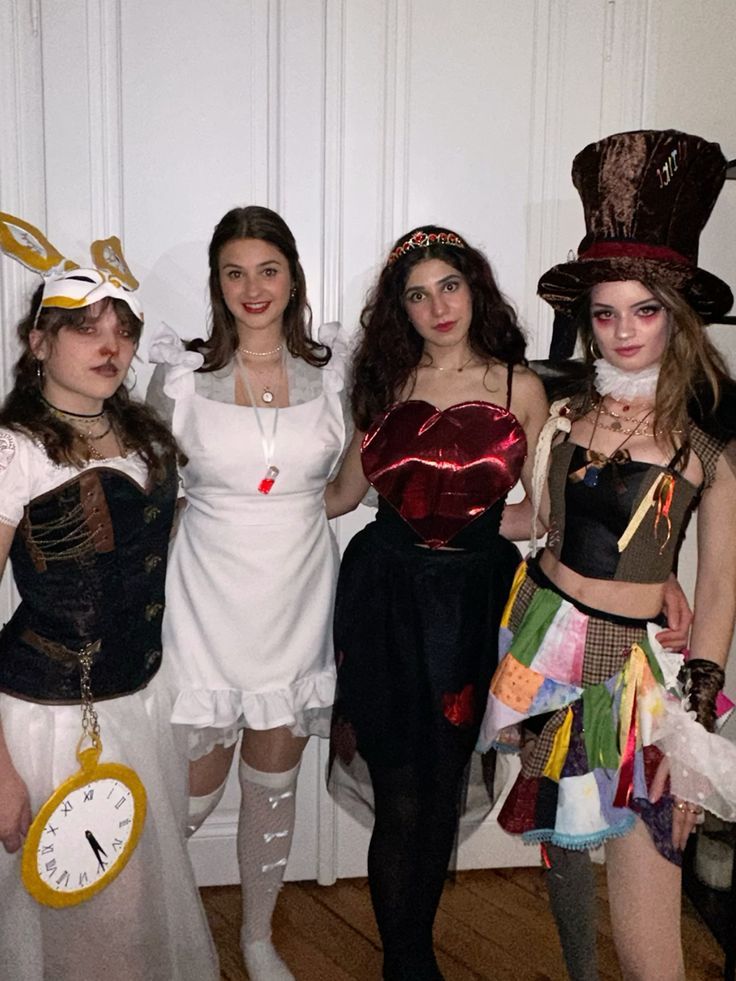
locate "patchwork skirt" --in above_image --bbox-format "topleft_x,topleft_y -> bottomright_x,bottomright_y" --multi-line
479,559 -> 736,865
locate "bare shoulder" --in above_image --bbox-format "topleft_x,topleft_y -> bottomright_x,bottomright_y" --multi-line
511,363 -> 547,396
509,364 -> 548,416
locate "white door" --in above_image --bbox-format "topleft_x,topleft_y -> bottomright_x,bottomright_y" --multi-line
3,0 -> 734,886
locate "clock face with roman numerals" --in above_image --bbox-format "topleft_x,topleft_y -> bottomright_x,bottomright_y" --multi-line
22,760 -> 147,908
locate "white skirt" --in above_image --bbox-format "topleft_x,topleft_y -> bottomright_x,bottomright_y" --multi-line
0,666 -> 219,981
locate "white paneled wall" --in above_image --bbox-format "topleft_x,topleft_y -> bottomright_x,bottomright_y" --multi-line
1,0 -> 734,884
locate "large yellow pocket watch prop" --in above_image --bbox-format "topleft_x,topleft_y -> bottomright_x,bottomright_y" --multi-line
21,641 -> 147,908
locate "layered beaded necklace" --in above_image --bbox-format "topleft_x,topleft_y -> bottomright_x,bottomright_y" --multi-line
571,360 -> 660,487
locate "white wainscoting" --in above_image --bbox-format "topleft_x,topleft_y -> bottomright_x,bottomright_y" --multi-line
1,0 -> 734,885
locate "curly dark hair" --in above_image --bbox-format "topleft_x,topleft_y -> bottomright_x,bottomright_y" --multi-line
0,286 -> 181,482
189,205 -> 330,371
351,225 -> 527,429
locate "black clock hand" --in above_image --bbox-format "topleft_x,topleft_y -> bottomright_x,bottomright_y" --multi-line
85,829 -> 108,871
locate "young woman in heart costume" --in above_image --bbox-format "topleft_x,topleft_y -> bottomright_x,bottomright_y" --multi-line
325,226 -> 549,979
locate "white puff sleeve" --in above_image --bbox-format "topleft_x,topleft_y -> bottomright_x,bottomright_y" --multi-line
147,322 -> 205,404
0,429 -> 33,528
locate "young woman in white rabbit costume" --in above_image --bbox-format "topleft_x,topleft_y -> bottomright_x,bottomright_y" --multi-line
0,213 -> 218,981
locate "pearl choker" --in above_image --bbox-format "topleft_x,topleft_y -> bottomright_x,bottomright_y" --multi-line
238,344 -> 283,358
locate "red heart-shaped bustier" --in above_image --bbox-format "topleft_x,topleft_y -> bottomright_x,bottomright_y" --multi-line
362,400 -> 527,547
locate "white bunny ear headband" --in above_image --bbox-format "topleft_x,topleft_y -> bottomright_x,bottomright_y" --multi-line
0,211 -> 143,323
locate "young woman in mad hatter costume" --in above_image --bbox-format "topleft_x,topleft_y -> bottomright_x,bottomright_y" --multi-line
481,129 -> 736,980
0,214 -> 218,980
146,206 -> 347,981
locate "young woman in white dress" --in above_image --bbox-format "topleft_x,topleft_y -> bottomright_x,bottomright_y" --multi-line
148,206 -> 346,980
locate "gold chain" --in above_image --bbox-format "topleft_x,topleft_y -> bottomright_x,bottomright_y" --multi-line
78,640 -> 102,749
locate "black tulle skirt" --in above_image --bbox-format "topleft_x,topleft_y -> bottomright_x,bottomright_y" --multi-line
331,515 -> 521,772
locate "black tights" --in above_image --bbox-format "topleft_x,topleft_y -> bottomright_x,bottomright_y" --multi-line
366,739 -> 471,981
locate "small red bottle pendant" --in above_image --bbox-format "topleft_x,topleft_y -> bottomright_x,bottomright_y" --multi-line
258,465 -> 280,495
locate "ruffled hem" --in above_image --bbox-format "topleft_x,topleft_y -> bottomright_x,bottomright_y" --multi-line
171,669 -> 336,757
521,815 -> 636,851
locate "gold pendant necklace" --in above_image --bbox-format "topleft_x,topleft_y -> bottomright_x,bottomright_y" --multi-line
569,399 -> 654,487
237,352 -> 283,403
422,353 -> 476,372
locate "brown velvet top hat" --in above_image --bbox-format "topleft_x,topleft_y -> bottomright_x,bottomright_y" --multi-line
537,129 -> 733,321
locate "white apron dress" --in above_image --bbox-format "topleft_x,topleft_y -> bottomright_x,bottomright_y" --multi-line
149,325 -> 345,756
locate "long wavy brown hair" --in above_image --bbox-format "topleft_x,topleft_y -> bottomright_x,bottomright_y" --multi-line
0,287 -> 181,482
576,278 -> 731,452
351,225 -> 527,430
188,205 -> 330,371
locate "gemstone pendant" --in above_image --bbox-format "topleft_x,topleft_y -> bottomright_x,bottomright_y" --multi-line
582,465 -> 600,488
262,389 -> 274,404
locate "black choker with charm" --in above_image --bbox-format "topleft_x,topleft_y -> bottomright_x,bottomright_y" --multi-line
41,396 -> 113,460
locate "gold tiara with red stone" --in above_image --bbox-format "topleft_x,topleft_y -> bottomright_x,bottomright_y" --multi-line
387,229 -> 466,266
0,211 -> 143,322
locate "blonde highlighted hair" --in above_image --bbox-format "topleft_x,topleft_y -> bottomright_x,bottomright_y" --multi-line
577,278 -> 731,452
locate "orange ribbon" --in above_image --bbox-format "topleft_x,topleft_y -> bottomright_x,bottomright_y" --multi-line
653,472 -> 675,553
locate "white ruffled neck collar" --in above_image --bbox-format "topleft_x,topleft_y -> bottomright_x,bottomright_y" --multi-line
593,358 -> 659,403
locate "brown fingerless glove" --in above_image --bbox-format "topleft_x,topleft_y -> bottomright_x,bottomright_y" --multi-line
680,658 -> 726,732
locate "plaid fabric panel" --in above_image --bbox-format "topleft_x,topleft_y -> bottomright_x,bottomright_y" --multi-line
521,708 -> 570,778
689,423 -> 726,489
581,618 -> 645,685
507,572 -> 537,633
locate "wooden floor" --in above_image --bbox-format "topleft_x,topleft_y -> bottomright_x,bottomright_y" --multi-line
201,866 -> 726,980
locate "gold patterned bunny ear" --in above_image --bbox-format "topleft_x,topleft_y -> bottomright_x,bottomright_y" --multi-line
90,236 -> 139,291
0,212 -> 78,277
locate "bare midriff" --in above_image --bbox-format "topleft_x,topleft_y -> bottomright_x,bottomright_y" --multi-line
539,549 -> 665,620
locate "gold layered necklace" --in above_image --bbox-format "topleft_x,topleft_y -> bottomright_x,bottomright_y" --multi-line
570,398 -> 654,488
595,400 -> 656,436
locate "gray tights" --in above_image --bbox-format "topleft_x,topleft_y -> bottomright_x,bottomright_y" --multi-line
544,845 -> 599,981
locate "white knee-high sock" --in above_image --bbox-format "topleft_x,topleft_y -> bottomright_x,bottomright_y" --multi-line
237,759 -> 300,946
186,779 -> 228,838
